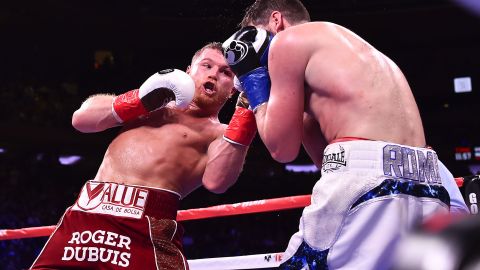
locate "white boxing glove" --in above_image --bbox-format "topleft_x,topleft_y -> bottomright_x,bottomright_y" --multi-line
112,69 -> 195,123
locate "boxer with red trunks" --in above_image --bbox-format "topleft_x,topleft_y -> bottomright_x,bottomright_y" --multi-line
32,182 -> 184,269
31,42 -> 255,269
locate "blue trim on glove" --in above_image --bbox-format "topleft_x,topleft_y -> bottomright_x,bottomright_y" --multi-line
239,66 -> 271,111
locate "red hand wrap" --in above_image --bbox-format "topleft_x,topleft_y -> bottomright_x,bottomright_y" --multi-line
112,89 -> 148,123
224,107 -> 257,146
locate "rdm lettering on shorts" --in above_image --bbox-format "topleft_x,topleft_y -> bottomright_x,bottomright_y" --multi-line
322,145 -> 347,173
72,182 -> 149,219
383,145 -> 441,184
61,230 -> 131,267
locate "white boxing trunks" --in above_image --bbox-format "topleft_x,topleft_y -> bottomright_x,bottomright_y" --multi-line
280,139 -> 450,270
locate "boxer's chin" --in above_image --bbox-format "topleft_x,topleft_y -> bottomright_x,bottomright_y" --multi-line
193,95 -> 221,109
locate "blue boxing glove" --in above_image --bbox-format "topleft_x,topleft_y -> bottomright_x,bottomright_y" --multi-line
223,26 -> 273,111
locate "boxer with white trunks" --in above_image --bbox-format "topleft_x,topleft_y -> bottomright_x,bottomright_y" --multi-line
223,0 -> 469,268
280,138 -> 451,269
31,42 -> 256,269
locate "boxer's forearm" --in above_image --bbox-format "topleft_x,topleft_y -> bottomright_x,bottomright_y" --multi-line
202,138 -> 248,193
255,103 -> 302,163
255,104 -> 291,162
255,104 -> 285,160
72,94 -> 121,133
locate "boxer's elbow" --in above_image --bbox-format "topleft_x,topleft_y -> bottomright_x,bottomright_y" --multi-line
271,151 -> 296,163
210,186 -> 230,194
72,110 -> 88,132
73,106 -> 119,132
268,144 -> 299,163
72,110 -> 102,133
262,131 -> 301,163
203,178 -> 233,194
203,182 -> 229,194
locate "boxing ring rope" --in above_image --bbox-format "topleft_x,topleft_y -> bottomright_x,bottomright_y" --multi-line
188,252 -> 285,269
0,177 -> 467,269
1,194 -> 311,269
0,194 -> 312,241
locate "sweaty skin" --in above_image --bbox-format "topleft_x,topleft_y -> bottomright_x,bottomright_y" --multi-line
72,48 -> 246,197
254,22 -> 425,166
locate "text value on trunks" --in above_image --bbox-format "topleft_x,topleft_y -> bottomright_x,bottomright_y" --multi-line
73,182 -> 149,219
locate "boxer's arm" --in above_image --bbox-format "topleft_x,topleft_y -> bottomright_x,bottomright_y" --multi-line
302,113 -> 328,169
73,69 -> 194,133
255,32 -> 308,163
72,94 -> 120,133
202,132 -> 249,193
203,93 -> 255,193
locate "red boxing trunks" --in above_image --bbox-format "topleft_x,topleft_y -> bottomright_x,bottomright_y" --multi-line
31,181 -> 188,269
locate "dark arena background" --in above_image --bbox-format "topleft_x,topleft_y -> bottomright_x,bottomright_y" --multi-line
1,0 -> 479,269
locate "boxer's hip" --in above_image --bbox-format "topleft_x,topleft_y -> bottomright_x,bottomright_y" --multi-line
308,140 -> 450,249
71,180 -> 180,220
321,139 -> 443,183
281,140 -> 451,268
32,181 -> 187,269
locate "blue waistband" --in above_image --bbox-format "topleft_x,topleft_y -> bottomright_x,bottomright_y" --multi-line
351,178 -> 450,209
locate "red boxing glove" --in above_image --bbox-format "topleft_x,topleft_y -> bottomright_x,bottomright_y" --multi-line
112,69 -> 194,123
223,107 -> 257,146
112,89 -> 149,122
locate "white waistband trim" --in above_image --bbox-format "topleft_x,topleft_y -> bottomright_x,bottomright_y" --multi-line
88,180 -> 181,198
321,140 -> 442,185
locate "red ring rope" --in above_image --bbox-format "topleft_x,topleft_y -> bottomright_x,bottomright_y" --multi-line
0,195 -> 312,241
0,177 -> 466,241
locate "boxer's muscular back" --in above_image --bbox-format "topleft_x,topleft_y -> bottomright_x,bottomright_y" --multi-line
297,22 -> 426,147
94,108 -> 223,197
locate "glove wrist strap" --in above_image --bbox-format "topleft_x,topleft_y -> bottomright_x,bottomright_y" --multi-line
112,89 -> 148,123
223,107 -> 257,146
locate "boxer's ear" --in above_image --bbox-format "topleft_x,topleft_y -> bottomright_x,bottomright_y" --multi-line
269,11 -> 284,33
230,87 -> 236,97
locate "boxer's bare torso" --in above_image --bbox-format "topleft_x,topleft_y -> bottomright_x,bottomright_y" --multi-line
73,47 -> 246,197
301,23 -> 424,143
95,107 -> 226,197
259,22 -> 426,164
